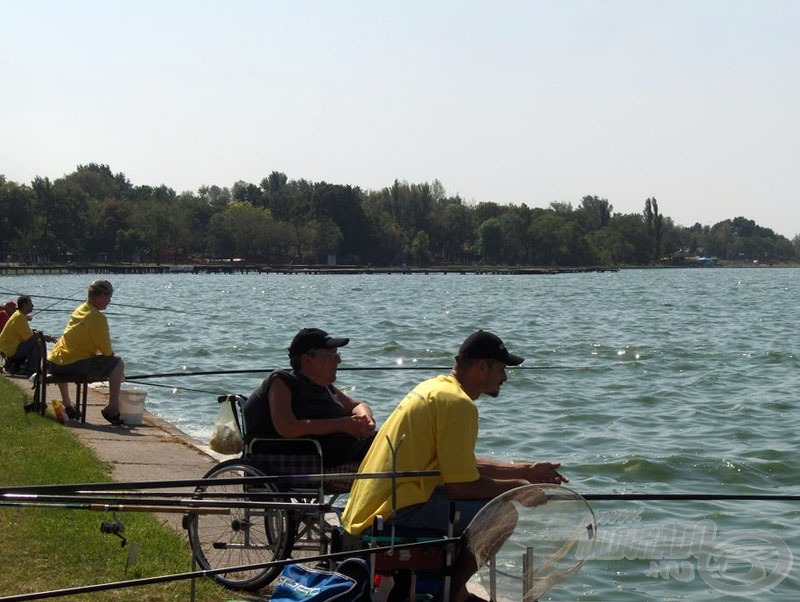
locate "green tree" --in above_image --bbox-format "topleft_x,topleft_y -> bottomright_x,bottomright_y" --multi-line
587,214 -> 649,264
576,195 -> 612,232
261,171 -> 291,220
90,199 -> 131,261
361,196 -> 404,265
644,197 -> 664,262
478,217 -> 504,263
410,230 -> 431,266
428,196 -> 475,264
313,183 -> 370,263
0,177 -> 35,261
206,202 -> 284,261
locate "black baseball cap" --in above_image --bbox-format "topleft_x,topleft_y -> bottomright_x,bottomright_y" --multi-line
457,330 -> 524,366
288,328 -> 349,357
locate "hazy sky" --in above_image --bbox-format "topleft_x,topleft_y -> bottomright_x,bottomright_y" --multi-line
3,1 -> 798,238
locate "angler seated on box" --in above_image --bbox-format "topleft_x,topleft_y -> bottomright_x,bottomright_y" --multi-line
241,328 -> 376,486
341,331 -> 568,602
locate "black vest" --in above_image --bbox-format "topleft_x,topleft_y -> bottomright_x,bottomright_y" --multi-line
241,369 -> 373,468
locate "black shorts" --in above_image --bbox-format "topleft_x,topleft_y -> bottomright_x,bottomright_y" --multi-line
48,355 -> 121,381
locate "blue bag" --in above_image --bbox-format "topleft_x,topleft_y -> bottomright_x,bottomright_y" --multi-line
270,558 -> 371,602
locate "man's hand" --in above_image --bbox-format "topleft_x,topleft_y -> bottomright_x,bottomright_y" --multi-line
524,461 -> 568,485
346,414 -> 376,439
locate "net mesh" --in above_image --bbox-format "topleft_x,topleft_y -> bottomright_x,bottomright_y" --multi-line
464,484 -> 596,601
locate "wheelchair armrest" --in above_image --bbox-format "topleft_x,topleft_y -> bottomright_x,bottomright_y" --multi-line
246,436 -> 323,459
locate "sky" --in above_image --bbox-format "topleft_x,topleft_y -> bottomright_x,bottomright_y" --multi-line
2,1 -> 799,239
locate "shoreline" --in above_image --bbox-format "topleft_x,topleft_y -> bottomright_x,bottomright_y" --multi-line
1,263 -> 620,276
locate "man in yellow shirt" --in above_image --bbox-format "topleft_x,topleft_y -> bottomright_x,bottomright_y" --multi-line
47,280 -> 126,425
0,296 -> 56,375
342,330 -> 567,602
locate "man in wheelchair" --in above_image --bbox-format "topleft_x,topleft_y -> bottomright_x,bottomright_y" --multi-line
342,330 -> 567,602
243,328 -> 376,469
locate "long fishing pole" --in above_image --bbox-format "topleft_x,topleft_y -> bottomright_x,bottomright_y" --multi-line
3,477 -> 798,504
0,470 -> 441,495
582,493 -> 800,502
0,287 -> 181,314
0,537 -> 457,602
28,288 -> 86,319
128,380 -> 227,395
125,365 -> 569,381
0,499 -> 232,514
0,494 -> 329,513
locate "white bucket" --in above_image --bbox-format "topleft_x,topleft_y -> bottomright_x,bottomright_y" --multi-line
119,389 -> 147,425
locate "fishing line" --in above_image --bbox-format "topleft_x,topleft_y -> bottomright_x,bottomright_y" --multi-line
127,380 -> 227,396
125,365 -> 570,381
0,287 -> 181,314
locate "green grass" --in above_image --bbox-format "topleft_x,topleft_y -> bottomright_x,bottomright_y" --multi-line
0,377 -> 258,601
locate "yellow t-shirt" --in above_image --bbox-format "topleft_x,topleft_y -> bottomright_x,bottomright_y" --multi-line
342,375 -> 480,535
47,302 -> 113,366
0,311 -> 34,357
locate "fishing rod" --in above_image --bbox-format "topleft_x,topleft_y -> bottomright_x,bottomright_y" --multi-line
0,470 -> 441,496
127,380 -> 226,395
33,308 -> 124,316
0,537 -> 458,602
125,365 -> 570,380
3,477 -> 798,504
0,287 -> 181,314
25,288 -> 86,319
0,499 -> 231,514
582,493 -> 800,502
0,493 -> 332,513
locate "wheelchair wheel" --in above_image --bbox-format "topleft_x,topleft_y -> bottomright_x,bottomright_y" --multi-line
186,460 -> 296,591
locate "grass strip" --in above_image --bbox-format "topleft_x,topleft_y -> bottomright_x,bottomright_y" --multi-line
0,376 -> 258,601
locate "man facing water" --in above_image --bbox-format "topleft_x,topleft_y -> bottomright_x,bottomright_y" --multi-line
243,328 -> 376,467
0,296 -> 57,375
47,280 -> 126,425
342,330 -> 567,602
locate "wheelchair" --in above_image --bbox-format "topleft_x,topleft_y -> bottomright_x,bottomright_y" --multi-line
184,394 -> 361,591
184,394 -> 458,599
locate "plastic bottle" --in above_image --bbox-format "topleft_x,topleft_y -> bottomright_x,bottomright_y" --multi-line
52,399 -> 67,424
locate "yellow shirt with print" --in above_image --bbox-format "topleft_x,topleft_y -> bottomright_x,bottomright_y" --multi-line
0,311 -> 34,357
48,302 -> 113,366
342,374 -> 480,535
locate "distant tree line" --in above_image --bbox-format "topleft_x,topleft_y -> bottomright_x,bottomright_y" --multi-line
1,164 -> 797,266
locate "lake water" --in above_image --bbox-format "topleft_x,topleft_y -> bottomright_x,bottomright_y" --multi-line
3,268 -> 798,600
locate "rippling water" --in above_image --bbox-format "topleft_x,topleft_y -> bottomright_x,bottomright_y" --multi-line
4,268 -> 798,600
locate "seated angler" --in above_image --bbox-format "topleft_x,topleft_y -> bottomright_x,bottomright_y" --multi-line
0,296 -> 57,376
342,330 -> 567,602
243,328 -> 377,469
47,280 -> 126,424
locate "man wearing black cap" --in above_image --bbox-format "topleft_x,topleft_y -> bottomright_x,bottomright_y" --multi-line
342,330 -> 566,602
243,328 -> 376,468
